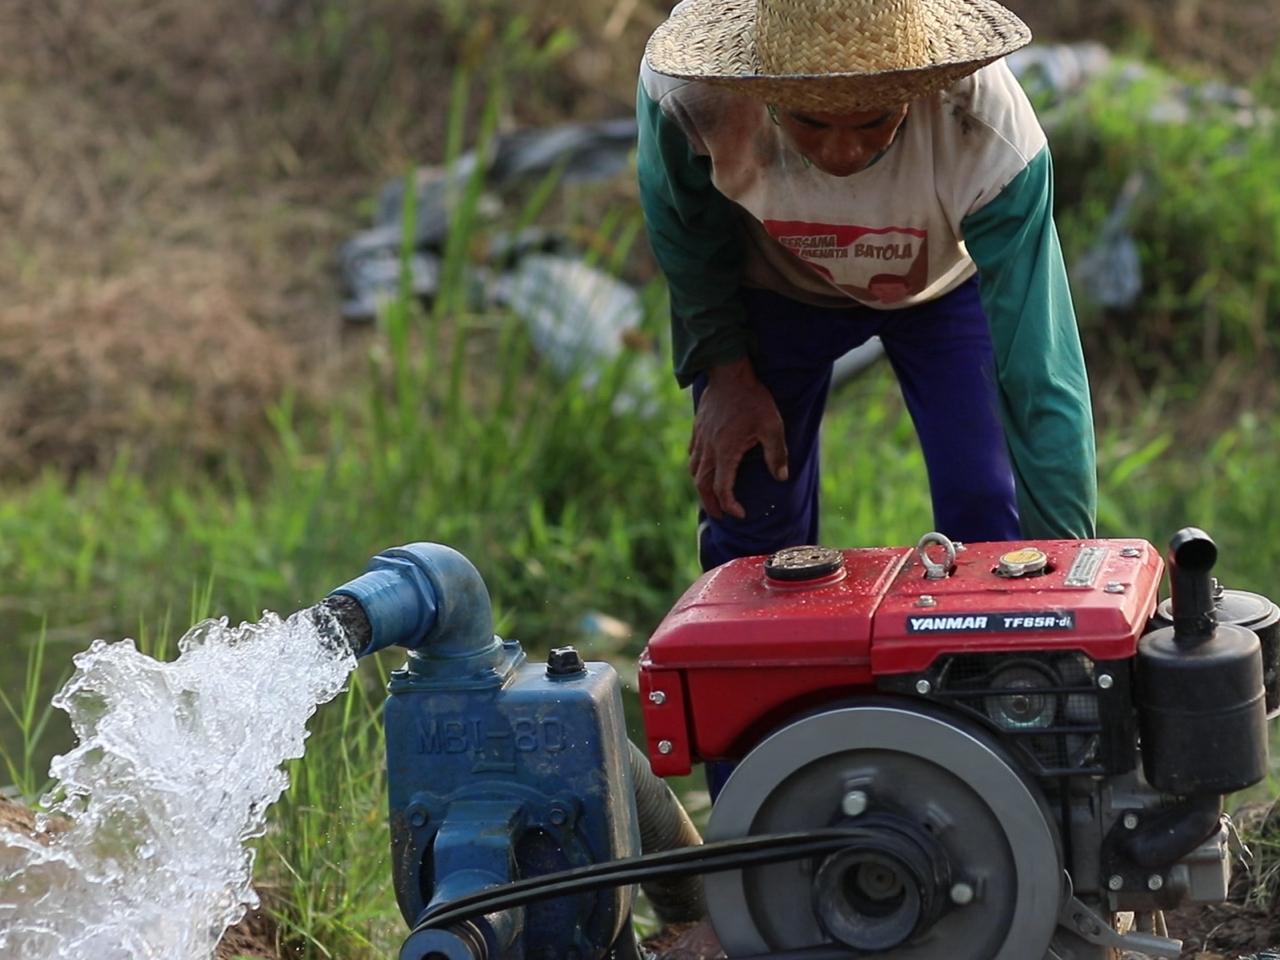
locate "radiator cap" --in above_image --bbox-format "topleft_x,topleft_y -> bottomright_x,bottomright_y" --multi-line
997,547 -> 1048,578
765,545 -> 844,581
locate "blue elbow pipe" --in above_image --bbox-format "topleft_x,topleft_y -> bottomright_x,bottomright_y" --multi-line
328,543 -> 498,662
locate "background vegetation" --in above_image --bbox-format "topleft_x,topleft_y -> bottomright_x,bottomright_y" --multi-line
3,0 -> 1280,956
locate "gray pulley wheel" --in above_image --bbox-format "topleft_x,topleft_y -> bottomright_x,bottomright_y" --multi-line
705,705 -> 1063,959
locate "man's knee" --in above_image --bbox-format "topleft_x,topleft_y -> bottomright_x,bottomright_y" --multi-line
933,481 -> 1019,543
699,513 -> 815,571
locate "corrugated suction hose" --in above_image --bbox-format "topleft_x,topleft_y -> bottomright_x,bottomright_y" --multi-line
628,740 -> 707,924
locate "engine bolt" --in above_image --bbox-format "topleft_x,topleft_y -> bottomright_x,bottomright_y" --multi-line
407,803 -> 429,829
949,882 -> 975,905
1147,874 -> 1164,891
1120,547 -> 1142,558
1098,674 -> 1115,690
1107,875 -> 1124,891
916,595 -> 938,608
1104,582 -> 1126,594
915,679 -> 933,695
657,740 -> 674,755
549,804 -> 571,827
841,790 -> 869,818
1123,813 -> 1140,830
648,690 -> 667,705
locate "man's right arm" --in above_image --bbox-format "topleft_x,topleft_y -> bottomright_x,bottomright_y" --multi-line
636,77 -> 751,387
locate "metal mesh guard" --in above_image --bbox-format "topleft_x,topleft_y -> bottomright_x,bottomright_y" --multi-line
934,652 -> 1103,776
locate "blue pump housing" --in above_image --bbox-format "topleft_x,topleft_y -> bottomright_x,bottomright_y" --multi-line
330,543 -> 639,960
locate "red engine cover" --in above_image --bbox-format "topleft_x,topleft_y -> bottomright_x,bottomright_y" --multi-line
640,538 -> 1163,775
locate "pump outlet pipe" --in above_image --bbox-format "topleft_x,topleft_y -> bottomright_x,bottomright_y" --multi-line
318,543 -> 501,667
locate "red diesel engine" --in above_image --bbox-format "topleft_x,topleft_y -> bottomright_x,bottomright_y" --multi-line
640,529 -> 1277,960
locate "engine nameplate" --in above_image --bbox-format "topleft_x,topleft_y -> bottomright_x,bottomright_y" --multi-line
873,539 -> 1163,675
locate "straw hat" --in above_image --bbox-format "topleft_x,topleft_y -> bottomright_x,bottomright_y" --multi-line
645,0 -> 1031,113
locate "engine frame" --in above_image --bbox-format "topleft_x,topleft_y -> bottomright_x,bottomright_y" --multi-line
639,533 -> 1262,952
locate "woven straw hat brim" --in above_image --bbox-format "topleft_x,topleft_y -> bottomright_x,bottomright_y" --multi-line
646,0 -> 1031,113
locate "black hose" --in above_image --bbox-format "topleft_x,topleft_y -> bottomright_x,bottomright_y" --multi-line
627,741 -> 707,924
1121,794 -> 1224,869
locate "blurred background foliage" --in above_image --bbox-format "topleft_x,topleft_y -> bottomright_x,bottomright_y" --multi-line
2,0 -> 1280,955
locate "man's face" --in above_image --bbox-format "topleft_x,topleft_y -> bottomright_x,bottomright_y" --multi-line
775,105 -> 909,178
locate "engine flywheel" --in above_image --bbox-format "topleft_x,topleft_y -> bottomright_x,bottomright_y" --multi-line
705,703 -> 1063,959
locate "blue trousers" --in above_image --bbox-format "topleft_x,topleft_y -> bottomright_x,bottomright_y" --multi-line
693,277 -> 1020,573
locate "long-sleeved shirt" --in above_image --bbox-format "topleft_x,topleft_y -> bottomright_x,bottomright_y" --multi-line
636,58 -> 1097,540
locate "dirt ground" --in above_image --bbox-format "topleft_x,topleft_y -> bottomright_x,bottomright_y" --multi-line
6,792 -> 1280,960
644,906 -> 1280,960
0,796 -> 278,959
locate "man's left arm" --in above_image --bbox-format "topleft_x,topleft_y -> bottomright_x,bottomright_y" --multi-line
962,145 -> 1098,539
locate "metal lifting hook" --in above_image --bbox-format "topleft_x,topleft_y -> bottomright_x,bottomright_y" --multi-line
915,531 -> 957,579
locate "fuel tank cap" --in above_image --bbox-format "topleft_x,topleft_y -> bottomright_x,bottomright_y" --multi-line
765,545 -> 845,582
996,547 -> 1049,578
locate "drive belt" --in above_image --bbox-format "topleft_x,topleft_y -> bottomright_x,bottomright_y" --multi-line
410,826 -> 868,956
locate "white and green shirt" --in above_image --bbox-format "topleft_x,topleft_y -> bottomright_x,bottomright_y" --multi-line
637,58 -> 1097,540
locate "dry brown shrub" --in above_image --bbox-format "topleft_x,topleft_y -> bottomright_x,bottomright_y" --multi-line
0,0 -> 647,483
0,253 -> 301,478
0,1 -> 362,480
3,0 -> 1268,483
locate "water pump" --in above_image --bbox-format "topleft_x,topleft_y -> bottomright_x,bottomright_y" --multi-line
323,544 -> 699,960
324,544 -> 638,960
326,529 -> 1275,960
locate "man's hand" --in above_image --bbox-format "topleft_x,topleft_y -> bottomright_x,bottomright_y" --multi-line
690,358 -> 789,520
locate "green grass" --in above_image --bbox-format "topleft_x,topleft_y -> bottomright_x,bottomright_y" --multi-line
5,45 -> 1280,960
1046,57 -> 1280,396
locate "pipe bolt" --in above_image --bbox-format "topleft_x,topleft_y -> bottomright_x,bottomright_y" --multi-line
1123,812 -> 1139,830
1147,874 -> 1164,891
549,803 -> 572,827
407,803 -> 429,829
547,646 -> 586,677
1107,874 -> 1124,891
